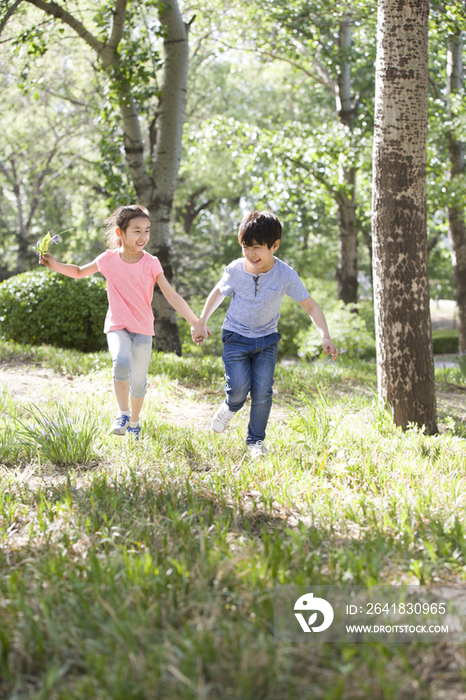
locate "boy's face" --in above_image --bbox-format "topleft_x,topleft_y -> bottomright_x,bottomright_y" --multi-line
241,238 -> 280,274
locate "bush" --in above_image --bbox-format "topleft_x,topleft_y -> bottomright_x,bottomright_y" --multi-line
0,270 -> 108,352
431,330 -> 459,354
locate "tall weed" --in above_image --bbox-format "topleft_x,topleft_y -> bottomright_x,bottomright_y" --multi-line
16,404 -> 102,466
288,387 -> 343,459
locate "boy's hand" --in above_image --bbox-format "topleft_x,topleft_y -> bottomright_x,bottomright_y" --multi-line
191,326 -> 210,345
191,320 -> 210,346
322,338 -> 339,361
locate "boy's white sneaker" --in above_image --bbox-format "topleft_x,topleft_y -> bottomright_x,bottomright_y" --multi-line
247,441 -> 269,460
211,402 -> 237,433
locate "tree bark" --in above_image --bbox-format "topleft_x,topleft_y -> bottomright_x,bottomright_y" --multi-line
446,31 -> 466,353
336,165 -> 358,304
371,0 -> 437,432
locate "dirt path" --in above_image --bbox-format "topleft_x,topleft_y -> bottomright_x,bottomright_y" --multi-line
0,363 -> 216,429
1,363 -> 464,428
0,361 -> 294,435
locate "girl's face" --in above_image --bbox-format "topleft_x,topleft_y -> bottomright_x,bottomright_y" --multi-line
117,217 -> 150,254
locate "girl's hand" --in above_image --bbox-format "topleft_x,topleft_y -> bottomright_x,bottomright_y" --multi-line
322,339 -> 339,361
191,320 -> 209,345
39,253 -> 56,269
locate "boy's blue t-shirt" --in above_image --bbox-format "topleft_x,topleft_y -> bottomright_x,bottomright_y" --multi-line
218,257 -> 310,338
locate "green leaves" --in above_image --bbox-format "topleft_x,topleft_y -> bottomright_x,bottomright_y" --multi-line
35,231 -> 52,256
13,25 -> 49,58
35,231 -> 66,256
0,270 -> 108,352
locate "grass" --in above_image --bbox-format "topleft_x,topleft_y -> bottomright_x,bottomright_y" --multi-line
14,403 -> 102,466
0,340 -> 466,698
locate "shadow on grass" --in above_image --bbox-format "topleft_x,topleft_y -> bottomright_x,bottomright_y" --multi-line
1,471 -> 465,699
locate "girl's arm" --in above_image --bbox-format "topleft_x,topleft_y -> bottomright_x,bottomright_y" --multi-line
40,253 -> 98,278
299,295 -> 339,361
191,284 -> 225,342
156,273 -> 198,326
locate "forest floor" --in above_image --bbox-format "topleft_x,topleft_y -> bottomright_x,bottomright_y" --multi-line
1,344 -> 466,699
1,358 -> 465,432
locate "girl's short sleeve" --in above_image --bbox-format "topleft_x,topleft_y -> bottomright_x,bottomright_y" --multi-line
95,250 -> 109,276
151,255 -> 164,281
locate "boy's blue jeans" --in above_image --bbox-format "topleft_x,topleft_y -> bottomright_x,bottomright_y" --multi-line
222,330 -> 281,445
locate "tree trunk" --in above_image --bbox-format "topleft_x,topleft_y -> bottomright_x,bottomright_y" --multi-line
13,177 -> 29,274
446,32 -> 466,353
335,15 -> 358,304
371,0 -> 437,433
146,0 -> 190,355
336,165 -> 358,304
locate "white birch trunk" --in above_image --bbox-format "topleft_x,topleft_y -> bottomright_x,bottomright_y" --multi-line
447,32 -> 466,353
371,0 -> 437,432
336,165 -> 358,304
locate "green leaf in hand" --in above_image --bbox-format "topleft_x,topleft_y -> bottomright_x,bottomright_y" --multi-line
36,232 -> 62,257
36,232 -> 52,255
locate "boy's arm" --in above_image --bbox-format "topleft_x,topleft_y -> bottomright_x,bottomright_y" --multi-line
299,295 -> 339,361
156,273 -> 198,326
40,253 -> 99,278
191,284 -> 225,342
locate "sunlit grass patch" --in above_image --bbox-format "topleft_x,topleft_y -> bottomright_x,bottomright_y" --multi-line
435,364 -> 466,385
0,424 -> 34,467
0,342 -> 466,696
288,387 -> 345,466
15,403 -> 103,466
0,338 -> 108,376
149,351 -> 225,388
275,356 -> 377,395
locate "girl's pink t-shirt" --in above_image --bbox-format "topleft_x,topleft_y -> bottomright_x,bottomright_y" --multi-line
96,249 -> 163,336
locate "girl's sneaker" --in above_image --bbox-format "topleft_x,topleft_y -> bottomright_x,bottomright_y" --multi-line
111,414 -> 130,435
127,424 -> 141,440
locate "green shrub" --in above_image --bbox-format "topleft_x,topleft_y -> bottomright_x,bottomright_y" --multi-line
432,330 -> 459,354
0,269 -> 108,352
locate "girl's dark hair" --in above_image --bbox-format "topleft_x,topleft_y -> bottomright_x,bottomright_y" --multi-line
238,210 -> 282,248
105,205 -> 150,249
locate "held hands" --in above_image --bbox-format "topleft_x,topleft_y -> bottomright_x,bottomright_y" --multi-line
191,319 -> 210,346
322,338 -> 339,361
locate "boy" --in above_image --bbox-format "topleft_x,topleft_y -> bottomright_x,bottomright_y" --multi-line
191,210 -> 338,459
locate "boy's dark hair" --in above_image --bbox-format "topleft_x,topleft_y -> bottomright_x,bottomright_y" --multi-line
238,211 -> 282,249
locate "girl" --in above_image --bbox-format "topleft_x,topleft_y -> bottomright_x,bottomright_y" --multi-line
40,204 -> 200,440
